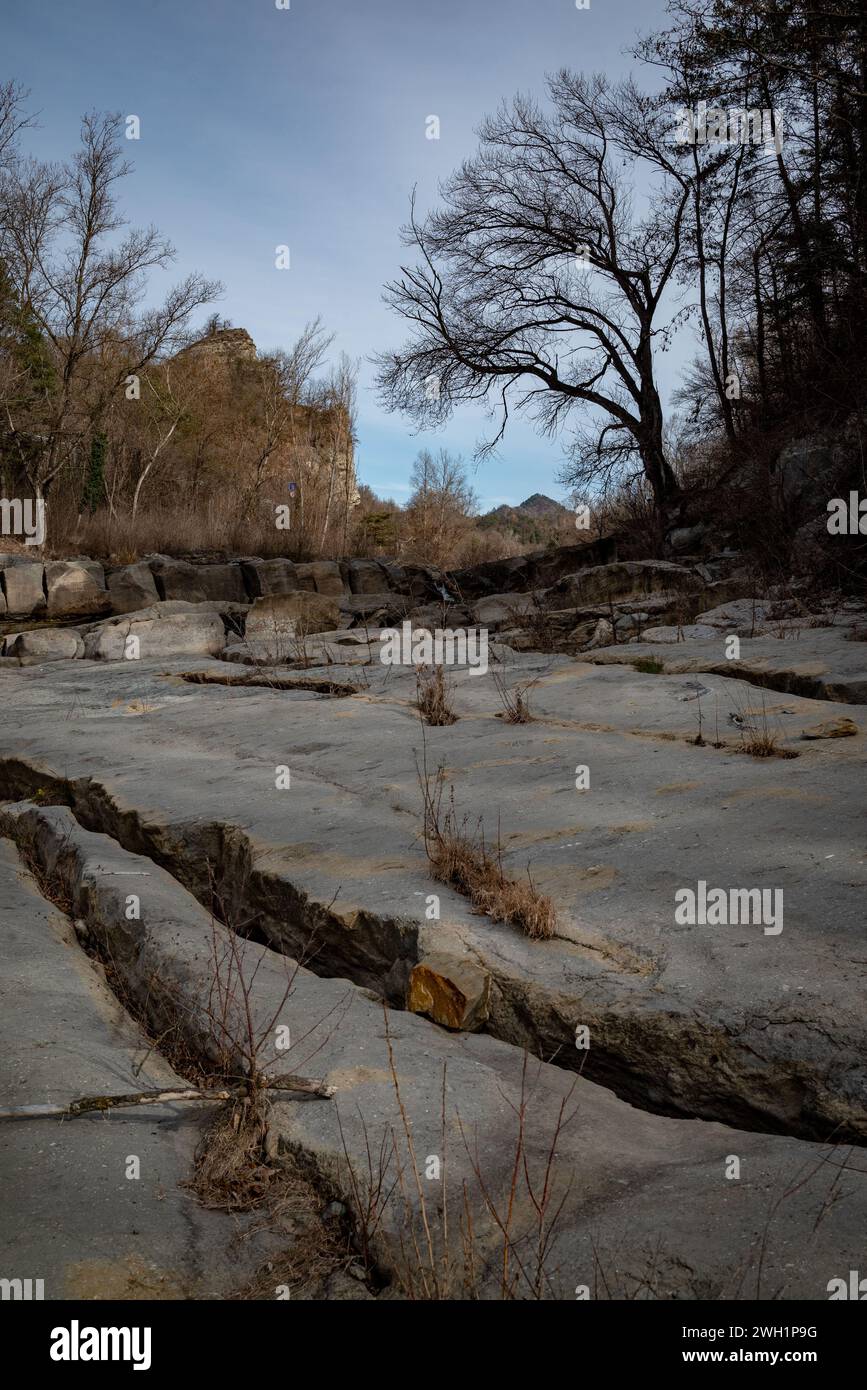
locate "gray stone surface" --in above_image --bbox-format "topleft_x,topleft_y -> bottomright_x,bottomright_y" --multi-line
696,599 -> 774,632
2,587 -> 866,1299
588,628 -> 867,703
0,640 -> 864,1146
4,803 -> 866,1301
641,623 -> 722,643
0,837 -> 272,1298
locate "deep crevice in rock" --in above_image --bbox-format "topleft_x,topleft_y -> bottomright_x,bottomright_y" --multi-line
0,754 -> 863,1149
174,671 -> 359,696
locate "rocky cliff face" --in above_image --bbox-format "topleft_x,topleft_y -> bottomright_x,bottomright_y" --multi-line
174,325 -> 358,514
179,326 -> 258,364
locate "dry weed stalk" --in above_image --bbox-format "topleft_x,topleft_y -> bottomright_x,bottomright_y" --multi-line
191,890 -> 344,1210
731,685 -> 798,760
490,665 -> 540,723
415,742 -> 556,941
415,663 -> 457,725
338,1009 -> 576,1298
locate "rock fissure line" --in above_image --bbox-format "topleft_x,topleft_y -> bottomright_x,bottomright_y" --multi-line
1,754 -> 861,1147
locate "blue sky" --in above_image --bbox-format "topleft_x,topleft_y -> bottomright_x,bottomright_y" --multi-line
4,0 -> 680,509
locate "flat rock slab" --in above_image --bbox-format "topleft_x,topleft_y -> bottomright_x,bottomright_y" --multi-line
4,802 -> 866,1300
0,646 -> 864,1148
587,629 -> 867,703
0,838 -> 273,1299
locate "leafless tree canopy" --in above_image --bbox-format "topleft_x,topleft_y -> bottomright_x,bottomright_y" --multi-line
377,71 -> 689,514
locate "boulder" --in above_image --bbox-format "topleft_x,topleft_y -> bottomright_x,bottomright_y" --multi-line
107,561 -> 161,615
613,612 -> 650,634
347,559 -> 388,595
0,560 -> 45,617
585,617 -> 615,649
4,628 -> 84,662
640,623 -> 721,643
407,602 -> 474,631
295,560 -> 345,597
149,556 -> 247,605
775,437 -> 835,504
45,559 -> 109,617
406,952 -> 491,1031
546,560 -> 698,609
82,606 -> 225,661
566,619 -> 598,647
528,536 -> 619,588
449,554 -> 530,598
695,598 -> 773,633
449,536 -> 618,599
669,523 -> 709,554
245,591 -> 341,639
405,564 -> 453,603
374,560 -> 411,594
471,592 -> 535,628
338,593 -> 405,626
188,561 -> 247,604
374,561 -> 450,603
239,558 -> 299,598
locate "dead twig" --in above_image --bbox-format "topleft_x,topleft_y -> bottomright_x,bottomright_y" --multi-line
0,1074 -> 335,1122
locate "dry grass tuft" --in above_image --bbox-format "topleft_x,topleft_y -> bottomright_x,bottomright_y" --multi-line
189,1096 -> 275,1211
417,754 -> 556,941
415,663 -> 457,725
731,686 -> 799,760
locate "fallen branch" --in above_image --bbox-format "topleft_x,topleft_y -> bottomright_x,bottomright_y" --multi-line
0,1074 -> 336,1121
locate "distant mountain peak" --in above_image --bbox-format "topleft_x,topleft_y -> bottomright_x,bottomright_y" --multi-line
478,491 -> 571,543
516,493 -> 568,515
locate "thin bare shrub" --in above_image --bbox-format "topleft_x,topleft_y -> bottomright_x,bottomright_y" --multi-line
340,1009 -> 576,1298
490,665 -> 540,723
731,685 -> 798,760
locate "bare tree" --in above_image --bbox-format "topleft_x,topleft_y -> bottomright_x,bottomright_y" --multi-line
404,447 -> 477,567
377,72 -> 689,520
0,108 -> 220,503
129,362 -> 191,518
0,80 -> 32,168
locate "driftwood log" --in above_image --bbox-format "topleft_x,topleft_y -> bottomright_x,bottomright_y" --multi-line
0,1073 -> 336,1121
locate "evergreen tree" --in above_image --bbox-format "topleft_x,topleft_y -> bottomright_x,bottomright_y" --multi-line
81,433 -> 107,514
